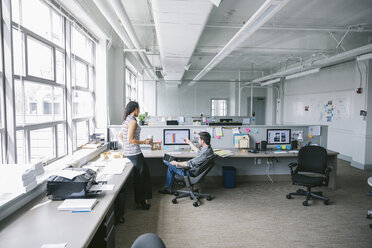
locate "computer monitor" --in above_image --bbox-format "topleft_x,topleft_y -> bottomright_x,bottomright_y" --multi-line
163,129 -> 190,145
266,129 -> 291,145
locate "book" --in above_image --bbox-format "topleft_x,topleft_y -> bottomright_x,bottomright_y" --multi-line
58,199 -> 98,212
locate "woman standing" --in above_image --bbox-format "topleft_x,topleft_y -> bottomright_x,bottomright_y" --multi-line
121,101 -> 152,210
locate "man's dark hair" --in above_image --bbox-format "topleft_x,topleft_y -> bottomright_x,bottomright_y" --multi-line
199,132 -> 211,146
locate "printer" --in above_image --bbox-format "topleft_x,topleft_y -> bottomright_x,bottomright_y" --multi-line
46,168 -> 98,200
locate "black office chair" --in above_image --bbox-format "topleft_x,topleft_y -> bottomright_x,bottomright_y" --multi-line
172,154 -> 218,207
286,146 -> 331,206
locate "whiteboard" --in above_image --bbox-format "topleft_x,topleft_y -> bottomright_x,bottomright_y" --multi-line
283,90 -> 353,127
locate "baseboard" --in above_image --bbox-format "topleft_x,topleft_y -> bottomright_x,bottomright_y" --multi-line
351,160 -> 372,171
338,154 -> 352,162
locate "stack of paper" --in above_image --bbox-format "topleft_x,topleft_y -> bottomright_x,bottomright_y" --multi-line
34,161 -> 45,176
58,198 -> 98,212
0,164 -> 37,193
213,149 -> 234,157
82,143 -> 102,149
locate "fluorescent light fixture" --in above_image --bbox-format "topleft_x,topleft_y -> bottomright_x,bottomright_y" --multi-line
356,53 -> 372,61
188,80 -> 196,86
261,78 -> 280,86
190,0 -> 290,86
285,68 -> 320,80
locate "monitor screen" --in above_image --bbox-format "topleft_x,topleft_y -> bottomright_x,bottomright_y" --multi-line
163,129 -> 190,145
266,129 -> 291,145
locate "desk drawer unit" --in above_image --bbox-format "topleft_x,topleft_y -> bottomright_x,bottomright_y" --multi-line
89,203 -> 116,248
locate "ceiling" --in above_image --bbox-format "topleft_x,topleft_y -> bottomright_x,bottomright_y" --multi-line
122,0 -> 372,83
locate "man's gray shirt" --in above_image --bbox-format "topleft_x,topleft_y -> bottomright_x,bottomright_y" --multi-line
187,145 -> 214,175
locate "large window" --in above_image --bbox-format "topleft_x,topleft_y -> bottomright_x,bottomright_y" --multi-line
7,0 -> 96,164
72,26 -> 95,149
0,10 -> 4,163
126,68 -> 137,103
211,99 -> 228,116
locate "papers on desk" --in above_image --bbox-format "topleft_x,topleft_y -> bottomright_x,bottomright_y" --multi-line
82,143 -> 102,149
100,160 -> 126,175
41,243 -> 67,248
58,198 -> 98,212
214,149 -> 233,157
53,170 -> 85,180
89,184 -> 114,191
288,150 -> 299,153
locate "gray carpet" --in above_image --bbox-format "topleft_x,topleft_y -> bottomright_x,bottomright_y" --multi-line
115,160 -> 372,248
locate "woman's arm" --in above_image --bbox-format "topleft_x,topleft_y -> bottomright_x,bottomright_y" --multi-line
127,120 -> 151,145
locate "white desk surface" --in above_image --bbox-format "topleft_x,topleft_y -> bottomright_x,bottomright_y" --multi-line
0,160 -> 133,248
141,148 -> 338,159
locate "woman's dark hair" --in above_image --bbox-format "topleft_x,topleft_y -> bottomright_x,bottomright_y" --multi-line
123,101 -> 139,122
199,132 -> 211,146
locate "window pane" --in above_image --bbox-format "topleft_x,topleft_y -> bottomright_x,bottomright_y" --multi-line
24,82 -> 52,123
0,132 -> 3,163
11,0 -> 20,24
16,130 -> 25,164
75,60 -> 87,88
73,90 -> 93,117
22,0 -> 50,41
15,79 -> 25,125
12,28 -> 25,76
52,10 -> 64,47
27,37 -> 54,80
76,121 -> 88,147
56,50 -> 65,85
54,87 -> 64,120
30,127 -> 54,163
89,66 -> 94,91
57,124 -> 66,157
72,27 -> 91,62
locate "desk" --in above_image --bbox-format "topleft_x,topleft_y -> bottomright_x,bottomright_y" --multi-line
142,148 -> 338,189
0,161 -> 133,248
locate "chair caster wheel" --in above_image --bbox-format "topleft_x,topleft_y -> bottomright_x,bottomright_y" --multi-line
286,194 -> 292,199
193,202 -> 199,207
174,192 -> 179,196
303,201 -> 309,206
323,200 -> 329,205
172,199 -> 177,204
206,196 -> 212,201
370,224 -> 372,229
190,197 -> 193,200
367,214 -> 372,219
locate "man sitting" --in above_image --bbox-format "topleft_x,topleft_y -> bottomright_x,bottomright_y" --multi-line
159,132 -> 214,194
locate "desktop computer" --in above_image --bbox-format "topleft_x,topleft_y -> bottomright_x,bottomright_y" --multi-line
266,129 -> 291,150
163,129 -> 191,146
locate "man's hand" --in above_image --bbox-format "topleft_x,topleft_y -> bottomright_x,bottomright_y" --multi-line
170,161 -> 177,166
184,138 -> 191,145
144,139 -> 152,145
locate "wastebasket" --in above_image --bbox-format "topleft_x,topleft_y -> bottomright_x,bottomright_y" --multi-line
222,166 -> 236,188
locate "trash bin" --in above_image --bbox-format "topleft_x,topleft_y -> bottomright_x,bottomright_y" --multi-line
222,166 -> 236,188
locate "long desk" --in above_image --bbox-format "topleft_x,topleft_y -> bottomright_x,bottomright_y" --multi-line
0,160 -> 133,248
142,148 -> 338,189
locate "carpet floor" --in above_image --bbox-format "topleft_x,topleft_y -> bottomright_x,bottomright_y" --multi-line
115,159 -> 372,248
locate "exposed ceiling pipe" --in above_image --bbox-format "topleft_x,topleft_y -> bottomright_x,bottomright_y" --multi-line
253,43 -> 372,83
107,0 -> 157,80
92,0 -> 156,80
188,0 -> 290,86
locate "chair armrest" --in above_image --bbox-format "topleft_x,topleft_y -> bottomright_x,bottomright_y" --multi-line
288,162 -> 298,175
175,165 -> 191,176
323,166 -> 332,185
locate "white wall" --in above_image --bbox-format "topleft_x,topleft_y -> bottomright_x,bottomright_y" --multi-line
282,60 -> 372,170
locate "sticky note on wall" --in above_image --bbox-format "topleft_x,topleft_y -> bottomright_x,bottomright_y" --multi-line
245,128 -> 250,132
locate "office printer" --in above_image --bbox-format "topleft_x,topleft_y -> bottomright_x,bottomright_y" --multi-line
46,168 -> 98,200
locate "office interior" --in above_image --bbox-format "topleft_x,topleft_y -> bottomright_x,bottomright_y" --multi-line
1,0 -> 372,247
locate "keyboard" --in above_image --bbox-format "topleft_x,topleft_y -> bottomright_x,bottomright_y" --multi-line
273,151 -> 287,154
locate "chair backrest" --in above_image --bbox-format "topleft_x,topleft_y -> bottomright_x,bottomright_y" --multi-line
131,233 -> 166,248
297,146 -> 327,174
189,154 -> 217,185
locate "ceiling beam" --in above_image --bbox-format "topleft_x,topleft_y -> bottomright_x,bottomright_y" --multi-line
132,22 -> 372,33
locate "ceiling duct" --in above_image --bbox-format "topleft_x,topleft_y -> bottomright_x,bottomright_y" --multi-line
189,0 -> 290,86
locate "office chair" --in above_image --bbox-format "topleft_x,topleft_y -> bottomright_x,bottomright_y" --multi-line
367,177 -> 372,229
286,146 -> 331,206
172,154 -> 218,207
131,233 -> 166,248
